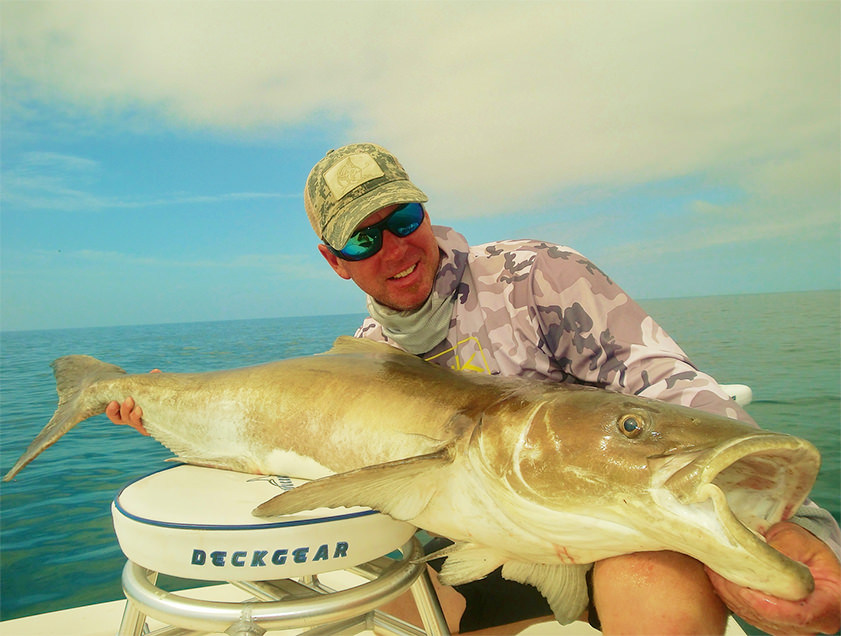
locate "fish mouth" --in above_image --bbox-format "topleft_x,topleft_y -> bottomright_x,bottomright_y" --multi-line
650,432 -> 820,600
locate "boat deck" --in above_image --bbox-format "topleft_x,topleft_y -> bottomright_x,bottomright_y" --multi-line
1,570 -> 748,635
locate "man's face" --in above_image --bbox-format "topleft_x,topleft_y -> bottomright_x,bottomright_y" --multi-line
318,205 -> 440,311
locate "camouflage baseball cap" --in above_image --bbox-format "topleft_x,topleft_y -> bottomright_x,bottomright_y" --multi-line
304,143 -> 428,249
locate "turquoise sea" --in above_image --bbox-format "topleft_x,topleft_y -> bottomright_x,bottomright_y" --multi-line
1,292 -> 839,627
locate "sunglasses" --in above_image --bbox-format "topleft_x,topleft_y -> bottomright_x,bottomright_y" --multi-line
326,202 -> 425,261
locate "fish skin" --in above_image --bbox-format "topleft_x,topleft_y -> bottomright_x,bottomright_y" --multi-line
4,338 -> 497,480
3,337 -> 822,624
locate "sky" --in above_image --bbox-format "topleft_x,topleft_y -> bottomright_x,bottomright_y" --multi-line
1,1 -> 839,332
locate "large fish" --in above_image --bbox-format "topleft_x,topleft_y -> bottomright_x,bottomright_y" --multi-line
3,337 -> 820,624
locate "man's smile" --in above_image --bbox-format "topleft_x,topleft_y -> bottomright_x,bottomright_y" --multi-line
390,263 -> 418,280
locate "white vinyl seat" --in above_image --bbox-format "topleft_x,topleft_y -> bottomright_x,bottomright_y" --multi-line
111,464 -> 449,636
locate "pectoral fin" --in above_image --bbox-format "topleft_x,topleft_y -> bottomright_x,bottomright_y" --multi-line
501,561 -> 591,625
253,448 -> 451,520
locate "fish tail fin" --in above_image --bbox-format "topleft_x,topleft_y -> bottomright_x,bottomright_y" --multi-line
3,355 -> 127,481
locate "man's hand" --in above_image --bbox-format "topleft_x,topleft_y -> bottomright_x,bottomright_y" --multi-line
706,522 -> 841,635
105,368 -> 160,436
105,396 -> 150,436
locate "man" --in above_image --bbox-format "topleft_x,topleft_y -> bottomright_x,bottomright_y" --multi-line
109,143 -> 840,635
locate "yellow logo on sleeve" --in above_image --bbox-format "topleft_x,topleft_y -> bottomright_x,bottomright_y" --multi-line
426,337 -> 491,374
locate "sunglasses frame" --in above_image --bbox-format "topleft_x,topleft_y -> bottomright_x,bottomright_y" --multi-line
325,202 -> 426,261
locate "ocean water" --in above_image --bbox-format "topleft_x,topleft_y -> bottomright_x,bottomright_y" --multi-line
1,292 -> 839,625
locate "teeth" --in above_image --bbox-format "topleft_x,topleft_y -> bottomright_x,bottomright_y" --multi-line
392,264 -> 416,279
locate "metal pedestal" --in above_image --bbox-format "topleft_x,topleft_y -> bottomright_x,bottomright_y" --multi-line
117,537 -> 449,636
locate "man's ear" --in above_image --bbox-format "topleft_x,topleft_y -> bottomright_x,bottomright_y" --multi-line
317,244 -> 352,280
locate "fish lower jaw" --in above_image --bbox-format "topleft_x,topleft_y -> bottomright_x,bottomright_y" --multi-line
651,484 -> 814,601
707,483 -> 816,599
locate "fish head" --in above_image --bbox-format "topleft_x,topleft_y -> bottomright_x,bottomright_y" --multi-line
471,385 -> 821,600
472,385 -> 736,501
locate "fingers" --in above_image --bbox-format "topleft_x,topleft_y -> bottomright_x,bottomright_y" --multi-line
125,400 -> 150,437
105,400 -> 122,424
705,523 -> 841,636
106,397 -> 150,436
707,572 -> 814,636
119,396 -> 136,423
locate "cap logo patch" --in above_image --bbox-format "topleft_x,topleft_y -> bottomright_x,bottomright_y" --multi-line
323,153 -> 384,200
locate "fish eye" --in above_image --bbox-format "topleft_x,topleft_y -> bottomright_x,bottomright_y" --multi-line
618,415 -> 644,438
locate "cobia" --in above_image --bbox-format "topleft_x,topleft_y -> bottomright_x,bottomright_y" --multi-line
3,337 -> 820,624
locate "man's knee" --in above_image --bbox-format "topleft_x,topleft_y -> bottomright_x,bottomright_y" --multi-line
592,551 -> 728,635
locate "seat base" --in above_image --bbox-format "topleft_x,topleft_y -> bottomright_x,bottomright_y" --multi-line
117,538 -> 449,636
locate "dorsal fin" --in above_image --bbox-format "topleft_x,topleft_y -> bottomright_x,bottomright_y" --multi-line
322,336 -> 416,358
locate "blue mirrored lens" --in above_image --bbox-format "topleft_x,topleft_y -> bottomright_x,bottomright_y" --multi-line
340,231 -> 381,259
386,203 -> 425,237
331,203 -> 424,261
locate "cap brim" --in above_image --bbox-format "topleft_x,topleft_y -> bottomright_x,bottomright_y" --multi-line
323,181 -> 428,249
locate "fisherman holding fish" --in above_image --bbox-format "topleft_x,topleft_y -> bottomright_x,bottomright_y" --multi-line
107,143 -> 840,635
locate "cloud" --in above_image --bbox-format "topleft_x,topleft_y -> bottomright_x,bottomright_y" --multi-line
17,151 -> 100,173
3,1 -> 838,218
688,143 -> 840,246
3,151 -> 105,211
7,247 -> 330,279
3,151 -> 295,211
599,178 -> 837,271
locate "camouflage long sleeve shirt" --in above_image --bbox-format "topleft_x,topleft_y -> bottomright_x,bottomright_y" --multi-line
358,225 -> 750,422
356,225 -> 840,556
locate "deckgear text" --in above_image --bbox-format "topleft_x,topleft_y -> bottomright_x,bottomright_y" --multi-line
190,541 -> 349,568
